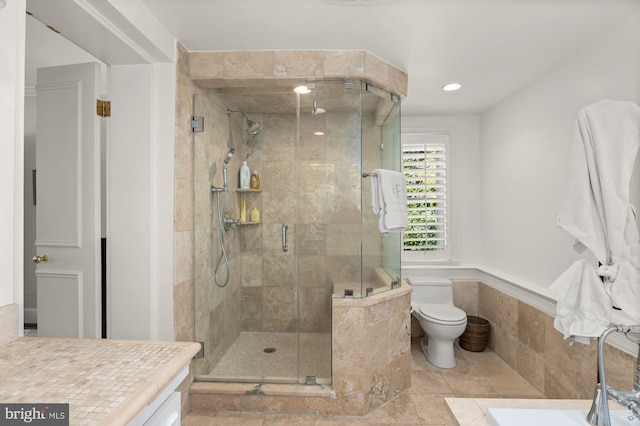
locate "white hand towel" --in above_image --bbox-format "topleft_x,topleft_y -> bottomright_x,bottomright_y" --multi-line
371,169 -> 408,233
371,173 -> 382,215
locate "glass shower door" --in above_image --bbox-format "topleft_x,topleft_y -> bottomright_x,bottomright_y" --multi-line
295,80 -> 362,384
190,91 -> 302,383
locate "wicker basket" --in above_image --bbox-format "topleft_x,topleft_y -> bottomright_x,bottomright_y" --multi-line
459,316 -> 490,352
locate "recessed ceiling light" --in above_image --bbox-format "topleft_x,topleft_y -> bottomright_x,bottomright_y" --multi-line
442,83 -> 462,92
314,131 -> 325,136
294,85 -> 311,94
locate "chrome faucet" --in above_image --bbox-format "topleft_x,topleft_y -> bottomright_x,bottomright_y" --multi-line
587,324 -> 640,425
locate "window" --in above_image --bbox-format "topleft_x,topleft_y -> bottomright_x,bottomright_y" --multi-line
402,132 -> 451,260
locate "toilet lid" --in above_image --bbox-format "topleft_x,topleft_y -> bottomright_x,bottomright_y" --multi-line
419,304 -> 467,323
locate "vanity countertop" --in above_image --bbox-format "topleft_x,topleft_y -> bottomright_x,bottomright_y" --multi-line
0,337 -> 200,425
445,397 -> 629,426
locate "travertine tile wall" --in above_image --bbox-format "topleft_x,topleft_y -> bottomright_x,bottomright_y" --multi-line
174,43 -> 199,345
184,84 -> 387,337
189,50 -> 408,98
239,111 -> 317,334
239,107 -> 381,334
174,43 -> 203,418
332,284 -> 412,414
450,281 -> 636,399
193,93 -> 243,375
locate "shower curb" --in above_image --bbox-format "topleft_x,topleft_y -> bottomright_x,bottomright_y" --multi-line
190,381 -> 335,398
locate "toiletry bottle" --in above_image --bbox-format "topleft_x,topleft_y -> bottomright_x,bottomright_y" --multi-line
240,200 -> 247,222
240,161 -> 250,189
250,207 -> 260,222
250,171 -> 260,189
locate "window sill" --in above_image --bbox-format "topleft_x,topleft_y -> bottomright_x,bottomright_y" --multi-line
401,258 -> 461,267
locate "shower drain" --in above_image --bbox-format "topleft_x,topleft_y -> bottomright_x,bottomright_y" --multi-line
263,347 -> 276,353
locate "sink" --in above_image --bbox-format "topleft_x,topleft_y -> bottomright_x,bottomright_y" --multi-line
487,408 -> 638,425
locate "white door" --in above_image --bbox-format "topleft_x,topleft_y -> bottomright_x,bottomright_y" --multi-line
35,62 -> 101,338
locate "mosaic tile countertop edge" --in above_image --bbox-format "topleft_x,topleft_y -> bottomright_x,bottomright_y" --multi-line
0,337 -> 200,425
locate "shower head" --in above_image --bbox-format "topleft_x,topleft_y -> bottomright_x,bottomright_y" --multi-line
223,148 -> 235,166
245,119 -> 263,135
227,109 -> 263,135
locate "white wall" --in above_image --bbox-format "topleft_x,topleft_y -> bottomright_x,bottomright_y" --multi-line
0,0 -> 26,309
108,64 -> 175,341
479,12 -> 640,292
402,115 -> 482,267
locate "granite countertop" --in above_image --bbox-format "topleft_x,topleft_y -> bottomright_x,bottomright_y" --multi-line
0,337 -> 200,425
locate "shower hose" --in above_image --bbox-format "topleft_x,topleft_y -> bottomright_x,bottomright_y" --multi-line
213,190 -> 230,287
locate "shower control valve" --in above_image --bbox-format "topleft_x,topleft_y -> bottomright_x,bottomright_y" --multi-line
223,216 -> 241,231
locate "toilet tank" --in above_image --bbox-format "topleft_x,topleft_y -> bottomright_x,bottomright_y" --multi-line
407,277 -> 454,304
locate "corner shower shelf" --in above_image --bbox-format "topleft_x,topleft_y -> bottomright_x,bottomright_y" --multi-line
237,188 -> 262,225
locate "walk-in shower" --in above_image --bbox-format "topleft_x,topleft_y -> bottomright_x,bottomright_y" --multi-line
193,80 -> 401,385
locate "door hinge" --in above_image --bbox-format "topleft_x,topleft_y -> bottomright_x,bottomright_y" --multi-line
191,116 -> 204,132
97,99 -> 111,117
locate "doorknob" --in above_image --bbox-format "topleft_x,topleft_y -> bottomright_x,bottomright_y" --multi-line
33,254 -> 48,264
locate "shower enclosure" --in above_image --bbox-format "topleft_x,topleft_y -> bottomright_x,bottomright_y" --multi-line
193,80 -> 401,385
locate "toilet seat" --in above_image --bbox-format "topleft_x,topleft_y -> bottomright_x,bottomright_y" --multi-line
418,304 -> 467,325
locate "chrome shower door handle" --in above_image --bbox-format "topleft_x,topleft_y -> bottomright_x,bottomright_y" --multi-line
282,223 -> 288,252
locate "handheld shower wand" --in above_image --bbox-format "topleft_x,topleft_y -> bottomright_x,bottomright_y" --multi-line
222,148 -> 234,192
212,147 -> 235,288
212,148 -> 235,194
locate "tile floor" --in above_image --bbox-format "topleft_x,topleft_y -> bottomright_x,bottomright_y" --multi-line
207,332 -> 331,383
184,338 -> 544,425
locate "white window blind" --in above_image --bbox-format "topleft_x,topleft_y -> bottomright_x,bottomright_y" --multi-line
402,134 -> 449,255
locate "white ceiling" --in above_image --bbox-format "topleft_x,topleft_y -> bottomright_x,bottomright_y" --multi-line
136,0 -> 640,116
26,0 -> 640,116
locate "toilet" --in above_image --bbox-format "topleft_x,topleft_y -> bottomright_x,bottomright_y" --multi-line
408,277 -> 467,368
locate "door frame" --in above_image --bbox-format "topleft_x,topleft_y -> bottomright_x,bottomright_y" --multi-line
19,0 -> 177,340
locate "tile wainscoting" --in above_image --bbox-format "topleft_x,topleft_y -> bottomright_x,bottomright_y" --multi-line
408,269 -> 638,400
